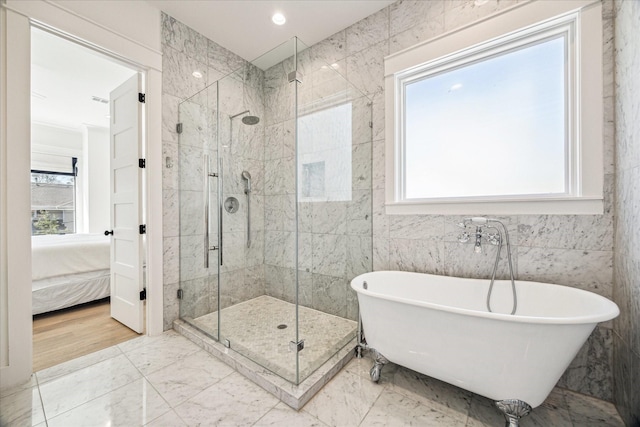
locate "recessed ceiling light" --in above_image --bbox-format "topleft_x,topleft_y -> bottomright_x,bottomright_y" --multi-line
272,12 -> 286,26
192,70 -> 203,79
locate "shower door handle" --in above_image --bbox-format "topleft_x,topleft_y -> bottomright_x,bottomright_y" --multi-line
204,155 -> 222,268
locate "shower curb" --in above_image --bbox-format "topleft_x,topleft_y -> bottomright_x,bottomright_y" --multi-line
173,319 -> 356,410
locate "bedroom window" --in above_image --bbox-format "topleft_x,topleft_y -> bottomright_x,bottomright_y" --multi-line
384,0 -> 604,214
31,158 -> 78,235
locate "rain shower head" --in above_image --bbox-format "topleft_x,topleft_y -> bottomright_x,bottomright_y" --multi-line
230,110 -> 260,125
241,115 -> 260,125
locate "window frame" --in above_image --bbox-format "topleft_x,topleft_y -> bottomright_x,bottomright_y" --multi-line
384,0 -> 603,215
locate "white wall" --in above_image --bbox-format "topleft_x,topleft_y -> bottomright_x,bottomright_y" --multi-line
1,0 -> 163,390
31,123 -> 83,172
82,126 -> 110,233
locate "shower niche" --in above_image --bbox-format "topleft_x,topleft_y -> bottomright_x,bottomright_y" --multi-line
175,37 -> 372,405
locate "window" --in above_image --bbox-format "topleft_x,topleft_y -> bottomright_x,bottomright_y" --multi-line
384,0 -> 603,214
31,158 -> 77,235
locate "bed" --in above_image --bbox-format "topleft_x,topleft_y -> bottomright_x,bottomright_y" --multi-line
32,233 -> 111,315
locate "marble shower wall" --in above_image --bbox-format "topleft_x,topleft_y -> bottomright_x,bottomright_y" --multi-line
296,0 -> 616,401
613,0 -> 640,424
161,13 -> 266,330
262,45 -> 373,321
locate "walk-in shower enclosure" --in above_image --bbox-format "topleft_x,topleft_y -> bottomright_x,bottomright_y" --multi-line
177,37 -> 372,384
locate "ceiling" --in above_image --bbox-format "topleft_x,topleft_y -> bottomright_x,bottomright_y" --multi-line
31,27 -> 137,130
146,0 -> 395,64
31,1 -> 395,130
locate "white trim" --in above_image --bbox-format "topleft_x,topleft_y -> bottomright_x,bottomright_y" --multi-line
0,9 -> 33,388
384,0 -> 603,215
0,0 -> 163,389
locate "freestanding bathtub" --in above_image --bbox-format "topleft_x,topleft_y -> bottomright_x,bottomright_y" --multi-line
351,271 -> 619,424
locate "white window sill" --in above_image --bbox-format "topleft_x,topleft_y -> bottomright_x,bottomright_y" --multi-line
385,197 -> 604,215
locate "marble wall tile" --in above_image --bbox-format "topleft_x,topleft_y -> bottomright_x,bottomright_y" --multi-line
389,0 -> 445,37
372,139 -> 385,191
352,142 -> 372,191
163,282 -> 180,331
390,215 -> 445,240
162,13 -> 208,64
613,334 -> 640,426
264,265 -> 295,302
346,41 -> 388,96
162,46 -> 208,100
518,213 -> 614,252
163,188 -> 179,238
311,30 -> 347,67
179,276 -> 214,318
312,234 -> 347,277
163,237 -> 180,285
372,188 -> 389,238
178,190 -> 204,237
163,94 -> 181,144
312,202 -> 347,235
346,236 -> 373,279
518,247 -> 613,298
557,326 -> 614,402
443,241 -> 517,280
264,231 -> 295,269
162,141 -> 179,191
312,274 -> 347,318
373,238 -> 390,271
347,190 -> 372,236
207,40 -> 246,78
179,234 -> 209,282
246,231 -> 265,267
389,239 -> 445,274
178,144 -> 204,191
390,13 -> 446,55
346,7 -> 389,56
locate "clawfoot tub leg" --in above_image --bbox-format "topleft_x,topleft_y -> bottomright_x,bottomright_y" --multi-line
495,400 -> 532,427
369,349 -> 389,383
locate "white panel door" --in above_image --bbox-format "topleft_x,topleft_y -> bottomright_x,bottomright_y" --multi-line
108,73 -> 144,333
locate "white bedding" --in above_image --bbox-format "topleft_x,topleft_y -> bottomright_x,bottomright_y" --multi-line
32,233 -> 110,280
32,269 -> 110,315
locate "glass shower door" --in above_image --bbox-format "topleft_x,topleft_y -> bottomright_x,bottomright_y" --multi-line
178,83 -> 220,341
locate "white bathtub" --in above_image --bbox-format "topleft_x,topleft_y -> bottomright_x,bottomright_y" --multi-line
351,271 -> 619,408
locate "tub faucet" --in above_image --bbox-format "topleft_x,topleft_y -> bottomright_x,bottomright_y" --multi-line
474,227 -> 483,253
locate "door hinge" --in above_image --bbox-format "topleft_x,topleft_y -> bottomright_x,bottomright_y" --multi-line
139,158 -> 146,168
176,123 -> 183,134
138,93 -> 146,103
177,289 -> 183,299
139,224 -> 146,234
139,288 -> 146,301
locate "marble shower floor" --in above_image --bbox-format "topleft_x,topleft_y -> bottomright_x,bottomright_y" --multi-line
188,295 -> 357,383
0,330 -> 625,426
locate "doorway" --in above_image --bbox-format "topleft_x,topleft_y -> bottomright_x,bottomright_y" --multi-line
30,26 -> 145,370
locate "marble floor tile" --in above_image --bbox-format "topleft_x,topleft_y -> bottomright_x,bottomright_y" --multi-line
174,372 -> 279,426
144,409 -> 186,426
120,331 -> 202,376
146,349 -> 234,406
361,389 -> 466,426
46,378 -> 171,427
0,376 -> 37,399
343,354 -> 398,385
39,353 -> 141,419
389,366 -> 472,422
0,386 -> 45,427
303,369 -> 384,427
564,389 -> 625,426
253,402 -> 327,426
36,346 -> 123,385
466,392 -> 573,427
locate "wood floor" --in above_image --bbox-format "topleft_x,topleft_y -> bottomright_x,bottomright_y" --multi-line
33,298 -> 140,372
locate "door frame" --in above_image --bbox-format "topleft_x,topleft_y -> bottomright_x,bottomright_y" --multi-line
1,1 -> 163,389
